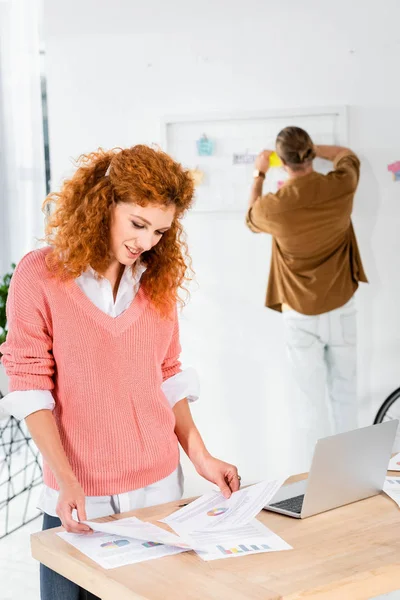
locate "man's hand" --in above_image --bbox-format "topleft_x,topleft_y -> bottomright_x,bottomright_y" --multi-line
255,150 -> 274,173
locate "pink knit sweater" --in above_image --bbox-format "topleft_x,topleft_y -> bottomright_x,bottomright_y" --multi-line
0,248 -> 181,495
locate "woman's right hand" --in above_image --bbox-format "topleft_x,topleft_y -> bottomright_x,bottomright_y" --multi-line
56,480 -> 92,534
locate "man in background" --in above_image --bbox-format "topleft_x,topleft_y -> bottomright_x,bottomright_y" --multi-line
246,126 -> 367,456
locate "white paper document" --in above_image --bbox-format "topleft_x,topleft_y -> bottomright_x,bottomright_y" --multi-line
83,517 -> 204,550
189,518 -> 292,561
57,516 -> 203,569
388,453 -> 400,471
383,476 -> 400,508
160,479 -> 284,535
57,480 -> 292,568
57,530 -> 187,570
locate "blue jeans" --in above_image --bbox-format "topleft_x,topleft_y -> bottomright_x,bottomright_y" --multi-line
40,513 -> 100,600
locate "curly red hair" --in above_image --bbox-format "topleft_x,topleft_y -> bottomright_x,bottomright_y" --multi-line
43,145 -> 195,316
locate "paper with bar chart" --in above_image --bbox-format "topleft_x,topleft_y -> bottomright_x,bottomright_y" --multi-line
388,453 -> 400,471
383,476 -> 400,508
57,529 -> 188,570
160,478 -> 285,535
187,519 -> 292,562
158,478 -> 292,561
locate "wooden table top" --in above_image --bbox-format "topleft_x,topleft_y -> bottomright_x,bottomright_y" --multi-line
31,471 -> 400,600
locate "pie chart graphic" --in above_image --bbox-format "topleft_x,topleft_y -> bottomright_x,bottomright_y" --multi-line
207,507 -> 228,517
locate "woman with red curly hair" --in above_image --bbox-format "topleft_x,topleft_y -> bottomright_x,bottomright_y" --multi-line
0,145 -> 240,600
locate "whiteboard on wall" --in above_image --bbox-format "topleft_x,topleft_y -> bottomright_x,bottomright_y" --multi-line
163,107 -> 347,212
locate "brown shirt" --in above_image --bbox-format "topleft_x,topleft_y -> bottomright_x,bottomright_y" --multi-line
246,151 -> 368,315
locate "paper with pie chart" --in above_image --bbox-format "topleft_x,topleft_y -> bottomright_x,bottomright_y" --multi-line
160,478 -> 285,535
159,479 -> 291,561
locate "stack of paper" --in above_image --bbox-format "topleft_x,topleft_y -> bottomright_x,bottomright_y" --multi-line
57,517 -> 196,569
159,478 -> 292,561
58,478 -> 292,567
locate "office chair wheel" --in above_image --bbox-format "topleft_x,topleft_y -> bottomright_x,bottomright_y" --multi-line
374,387 -> 400,425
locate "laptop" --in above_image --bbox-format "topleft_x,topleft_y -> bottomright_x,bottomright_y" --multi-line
264,420 -> 398,519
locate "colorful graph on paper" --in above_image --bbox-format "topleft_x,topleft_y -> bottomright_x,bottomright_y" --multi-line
142,541 -> 163,548
207,507 -> 229,517
216,543 -> 271,555
100,539 -> 131,550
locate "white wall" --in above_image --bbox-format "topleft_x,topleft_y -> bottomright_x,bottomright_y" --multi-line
43,0 -> 400,493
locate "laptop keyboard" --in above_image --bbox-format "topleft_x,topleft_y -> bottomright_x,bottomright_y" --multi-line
269,494 -> 305,514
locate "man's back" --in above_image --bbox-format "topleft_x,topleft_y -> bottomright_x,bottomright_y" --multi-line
246,151 -> 367,315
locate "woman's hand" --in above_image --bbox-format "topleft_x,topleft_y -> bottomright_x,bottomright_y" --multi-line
193,453 -> 241,499
24,411 -> 92,533
172,399 -> 240,498
56,480 -> 92,534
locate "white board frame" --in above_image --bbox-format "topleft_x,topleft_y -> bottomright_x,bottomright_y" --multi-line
162,106 -> 348,148
161,106 -> 348,212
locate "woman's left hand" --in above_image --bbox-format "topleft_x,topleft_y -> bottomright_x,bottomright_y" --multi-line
193,454 -> 240,498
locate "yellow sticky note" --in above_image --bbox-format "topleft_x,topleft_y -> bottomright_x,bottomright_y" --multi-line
269,152 -> 282,167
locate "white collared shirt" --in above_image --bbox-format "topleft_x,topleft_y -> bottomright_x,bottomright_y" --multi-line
1,263 -> 199,517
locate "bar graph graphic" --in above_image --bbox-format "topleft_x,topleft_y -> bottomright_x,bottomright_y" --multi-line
216,543 -> 271,555
142,541 -> 163,548
100,539 -> 130,549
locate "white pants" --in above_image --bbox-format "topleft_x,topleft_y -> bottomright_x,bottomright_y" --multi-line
283,297 -> 358,460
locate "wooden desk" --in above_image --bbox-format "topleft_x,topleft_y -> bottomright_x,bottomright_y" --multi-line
31,472 -> 400,600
